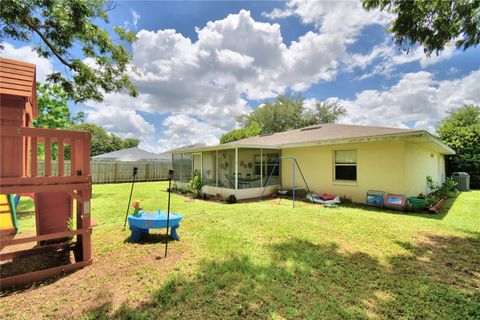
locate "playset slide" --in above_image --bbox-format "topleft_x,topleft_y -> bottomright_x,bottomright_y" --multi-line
0,194 -> 19,236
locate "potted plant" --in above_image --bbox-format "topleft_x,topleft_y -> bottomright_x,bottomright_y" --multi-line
407,193 -> 428,212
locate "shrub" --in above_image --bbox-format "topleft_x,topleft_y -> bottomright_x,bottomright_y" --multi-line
226,195 -> 237,204
187,171 -> 204,198
426,176 -> 458,198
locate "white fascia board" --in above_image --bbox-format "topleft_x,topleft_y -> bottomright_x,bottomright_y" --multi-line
424,133 -> 456,155
171,144 -> 280,154
279,131 -> 426,149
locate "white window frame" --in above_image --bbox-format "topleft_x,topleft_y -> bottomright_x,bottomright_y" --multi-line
334,150 -> 357,182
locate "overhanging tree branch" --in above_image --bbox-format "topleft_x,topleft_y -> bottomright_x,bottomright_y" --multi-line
24,17 -> 74,69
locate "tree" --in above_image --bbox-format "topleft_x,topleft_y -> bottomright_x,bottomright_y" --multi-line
237,95 -> 306,135
123,138 -> 140,148
224,95 -> 348,143
304,100 -> 347,125
69,123 -> 113,157
0,0 -> 137,103
69,123 -> 141,156
436,104 -> 480,188
34,83 -> 84,129
362,0 -> 480,55
220,123 -> 261,144
34,82 -> 85,159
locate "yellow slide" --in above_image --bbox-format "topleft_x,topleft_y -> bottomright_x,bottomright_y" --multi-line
0,194 -> 18,236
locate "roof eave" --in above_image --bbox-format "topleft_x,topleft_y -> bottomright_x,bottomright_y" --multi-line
171,130 -> 455,155
424,132 -> 456,155
171,143 -> 280,154
279,131 -> 426,149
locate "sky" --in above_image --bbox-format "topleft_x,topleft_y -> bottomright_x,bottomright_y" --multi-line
3,0 -> 480,152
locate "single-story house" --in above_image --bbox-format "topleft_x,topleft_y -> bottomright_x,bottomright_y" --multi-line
171,123 -> 455,203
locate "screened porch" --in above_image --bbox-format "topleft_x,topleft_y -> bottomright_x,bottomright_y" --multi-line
172,146 -> 281,198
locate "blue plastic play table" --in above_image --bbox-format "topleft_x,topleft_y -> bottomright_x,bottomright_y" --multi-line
128,211 -> 183,243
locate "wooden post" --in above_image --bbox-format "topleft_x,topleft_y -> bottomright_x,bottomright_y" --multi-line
24,136 -> 30,177
114,162 -> 118,183
75,140 -> 83,176
70,140 -> 77,176
76,188 -> 92,262
83,139 -> 90,176
58,139 -> 64,176
145,163 -> 150,181
44,138 -> 51,176
31,137 -> 38,177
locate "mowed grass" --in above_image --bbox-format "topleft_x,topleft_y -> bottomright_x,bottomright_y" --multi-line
1,182 -> 479,319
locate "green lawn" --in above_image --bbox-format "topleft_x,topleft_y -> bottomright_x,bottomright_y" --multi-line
1,182 -> 479,319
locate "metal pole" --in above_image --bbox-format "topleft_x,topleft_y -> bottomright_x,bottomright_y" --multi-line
164,169 -> 174,258
292,158 -> 296,208
260,157 -> 280,200
123,167 -> 138,230
295,158 -> 311,195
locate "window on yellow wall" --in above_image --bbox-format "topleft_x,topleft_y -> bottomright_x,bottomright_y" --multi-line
335,150 -> 357,181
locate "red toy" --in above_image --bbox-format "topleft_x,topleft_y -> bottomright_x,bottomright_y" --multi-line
320,193 -> 336,201
0,57 -> 93,288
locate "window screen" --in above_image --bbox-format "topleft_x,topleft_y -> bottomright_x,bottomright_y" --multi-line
335,150 -> 357,181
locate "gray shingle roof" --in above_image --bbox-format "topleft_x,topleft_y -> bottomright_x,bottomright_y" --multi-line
92,147 -> 171,162
221,123 -> 417,147
168,143 -> 208,152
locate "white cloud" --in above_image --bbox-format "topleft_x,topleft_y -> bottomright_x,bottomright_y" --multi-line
86,107 -> 155,138
1,43 -> 54,82
264,1 -> 454,78
123,9 -> 141,31
263,0 -> 390,40
131,10 -> 140,29
83,6 -> 466,150
90,7 -> 386,146
349,42 -> 456,79
156,115 -> 223,152
337,69 -> 480,131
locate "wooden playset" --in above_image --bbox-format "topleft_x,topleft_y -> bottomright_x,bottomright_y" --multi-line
0,57 -> 93,289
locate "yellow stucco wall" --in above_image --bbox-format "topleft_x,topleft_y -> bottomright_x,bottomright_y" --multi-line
405,142 -> 443,196
281,140 -> 446,203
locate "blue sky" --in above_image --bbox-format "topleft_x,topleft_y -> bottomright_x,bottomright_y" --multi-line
3,0 -> 480,152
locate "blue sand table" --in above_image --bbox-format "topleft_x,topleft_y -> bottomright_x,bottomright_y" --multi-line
128,211 -> 183,243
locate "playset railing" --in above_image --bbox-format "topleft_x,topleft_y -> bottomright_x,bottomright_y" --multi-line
0,126 -> 91,187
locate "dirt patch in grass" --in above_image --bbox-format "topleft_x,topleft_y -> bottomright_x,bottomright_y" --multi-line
1,233 -> 192,320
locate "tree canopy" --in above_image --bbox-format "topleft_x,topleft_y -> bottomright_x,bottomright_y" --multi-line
221,96 -> 347,143
34,82 -> 140,157
237,95 -> 306,135
34,82 -> 84,129
0,0 -> 137,102
436,104 -> 480,188
362,0 -> 480,55
303,101 -> 347,126
69,123 -> 140,156
219,123 -> 261,144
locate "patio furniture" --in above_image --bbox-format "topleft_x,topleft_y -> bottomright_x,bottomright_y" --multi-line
226,174 -> 262,188
226,174 -> 250,188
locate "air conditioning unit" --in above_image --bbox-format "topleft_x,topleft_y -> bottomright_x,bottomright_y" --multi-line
451,172 -> 470,191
